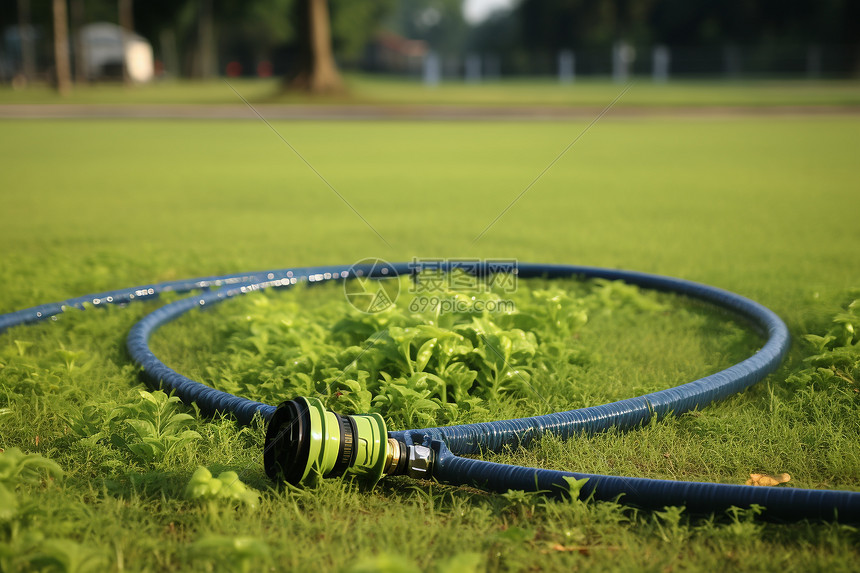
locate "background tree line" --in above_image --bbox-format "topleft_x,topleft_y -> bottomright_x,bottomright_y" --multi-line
3,0 -> 859,92
473,0 -> 859,75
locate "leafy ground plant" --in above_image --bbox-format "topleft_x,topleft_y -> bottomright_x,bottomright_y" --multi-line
108,390 -> 202,464
0,448 -> 63,523
159,275 -> 676,430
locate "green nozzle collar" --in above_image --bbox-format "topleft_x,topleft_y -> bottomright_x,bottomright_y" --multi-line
264,397 -> 389,486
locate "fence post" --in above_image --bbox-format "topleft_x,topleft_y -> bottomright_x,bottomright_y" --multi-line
423,51 -> 440,86
613,41 -> 634,82
652,45 -> 669,83
558,49 -> 574,84
465,53 -> 481,83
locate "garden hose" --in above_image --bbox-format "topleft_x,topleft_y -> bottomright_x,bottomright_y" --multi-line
2,262 -> 858,521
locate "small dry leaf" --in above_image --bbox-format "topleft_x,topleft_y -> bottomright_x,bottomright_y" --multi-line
550,544 -> 589,555
745,472 -> 791,486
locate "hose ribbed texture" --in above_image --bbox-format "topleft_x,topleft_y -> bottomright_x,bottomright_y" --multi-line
4,262 -> 858,520
126,286 -> 278,425
430,440 -> 859,521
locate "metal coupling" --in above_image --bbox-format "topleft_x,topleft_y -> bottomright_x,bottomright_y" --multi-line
406,444 -> 434,479
383,438 -> 407,476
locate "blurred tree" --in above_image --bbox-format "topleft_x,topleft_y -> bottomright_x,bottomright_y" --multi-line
8,0 -> 859,81
516,0 -> 656,53
286,0 -> 395,92
52,0 -> 72,94
467,0 -> 860,76
392,0 -> 468,56
223,0 -> 295,63
331,0 -> 396,64
467,8 -> 520,54
289,0 -> 342,91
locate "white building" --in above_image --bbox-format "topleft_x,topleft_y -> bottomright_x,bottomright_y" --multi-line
79,22 -> 153,83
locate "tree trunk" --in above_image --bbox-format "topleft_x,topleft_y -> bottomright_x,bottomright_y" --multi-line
291,0 -> 343,93
52,0 -> 72,95
118,0 -> 134,84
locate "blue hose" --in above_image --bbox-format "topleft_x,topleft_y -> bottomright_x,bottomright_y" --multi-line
2,262 -> 858,520
430,440 -> 859,521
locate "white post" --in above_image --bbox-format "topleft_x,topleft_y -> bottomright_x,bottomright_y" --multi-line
423,51 -> 440,86
465,53 -> 481,83
652,45 -> 669,83
558,49 -> 574,84
613,41 -> 634,83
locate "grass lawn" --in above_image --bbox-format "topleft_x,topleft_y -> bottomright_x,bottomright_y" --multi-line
1,75 -> 859,107
0,114 -> 859,571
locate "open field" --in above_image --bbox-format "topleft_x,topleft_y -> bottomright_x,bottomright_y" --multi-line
1,113 -> 859,571
1,75 -> 859,108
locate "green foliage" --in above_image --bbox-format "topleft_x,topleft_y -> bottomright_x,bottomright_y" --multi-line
185,467 -> 260,509
720,504 -> 766,541
392,0 -> 469,54
0,448 -> 63,522
0,450 -> 104,573
499,489 -> 543,520
0,447 -> 63,489
189,277 -> 666,430
561,476 -> 590,500
348,553 -> 416,573
28,539 -> 108,573
190,535 -> 271,573
652,506 -> 688,544
787,297 -> 859,393
331,0 -> 397,61
348,550 -> 482,573
107,390 -> 202,464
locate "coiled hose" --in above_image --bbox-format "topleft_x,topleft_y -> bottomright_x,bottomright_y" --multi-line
2,262 -> 858,521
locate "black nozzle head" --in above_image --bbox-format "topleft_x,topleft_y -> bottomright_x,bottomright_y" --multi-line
264,399 -> 311,485
264,396 -> 389,487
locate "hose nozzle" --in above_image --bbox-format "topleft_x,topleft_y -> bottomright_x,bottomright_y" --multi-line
264,397 -> 410,486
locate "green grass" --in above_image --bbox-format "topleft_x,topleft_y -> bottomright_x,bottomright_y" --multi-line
1,75 -> 859,107
1,114 -> 859,571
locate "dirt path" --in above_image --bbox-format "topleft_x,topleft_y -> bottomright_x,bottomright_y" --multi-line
1,104 -> 859,120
